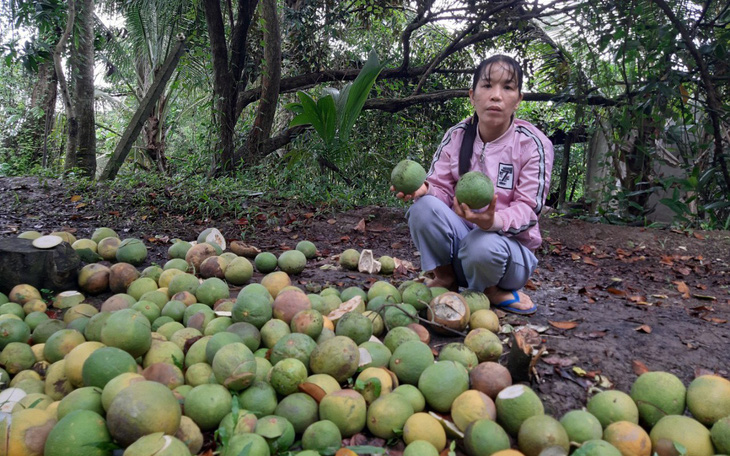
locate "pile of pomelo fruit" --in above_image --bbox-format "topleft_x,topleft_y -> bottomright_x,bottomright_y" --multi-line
1,227 -> 729,456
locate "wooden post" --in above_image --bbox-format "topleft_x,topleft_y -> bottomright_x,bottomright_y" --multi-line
99,36 -> 187,181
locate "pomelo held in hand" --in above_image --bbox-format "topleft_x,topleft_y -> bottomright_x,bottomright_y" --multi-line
455,171 -> 494,209
391,159 -> 427,195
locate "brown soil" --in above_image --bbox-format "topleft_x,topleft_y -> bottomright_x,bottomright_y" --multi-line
2,176 -> 729,435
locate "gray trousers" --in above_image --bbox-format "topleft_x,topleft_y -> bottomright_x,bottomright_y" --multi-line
407,195 -> 538,292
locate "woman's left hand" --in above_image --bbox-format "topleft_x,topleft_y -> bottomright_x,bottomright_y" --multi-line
453,195 -> 498,230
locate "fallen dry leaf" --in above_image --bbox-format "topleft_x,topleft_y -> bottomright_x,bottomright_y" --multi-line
548,320 -> 579,330
583,257 -> 598,266
632,360 -> 650,375
70,195 -> 82,202
541,355 -> 575,367
693,294 -> 717,301
327,218 -> 336,225
353,218 -> 366,233
635,324 -> 652,333
304,212 -> 314,219
571,253 -> 581,261
693,232 -> 705,240
701,316 -> 727,324
673,281 -> 691,299
606,287 -> 626,296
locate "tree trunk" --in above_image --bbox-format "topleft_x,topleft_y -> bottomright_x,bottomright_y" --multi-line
72,0 -> 97,177
557,138 -> 572,207
16,60 -> 58,167
238,0 -> 281,165
202,0 -> 258,175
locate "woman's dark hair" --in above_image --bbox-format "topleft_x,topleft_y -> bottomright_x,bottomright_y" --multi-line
472,55 -> 523,93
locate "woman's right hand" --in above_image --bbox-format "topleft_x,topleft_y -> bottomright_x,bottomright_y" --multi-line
391,182 -> 428,202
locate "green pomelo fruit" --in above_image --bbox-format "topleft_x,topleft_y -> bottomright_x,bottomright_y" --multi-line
57,386 -> 104,420
418,361 -> 469,413
586,390 -> 639,428
274,392 -> 319,434
573,440 -> 622,456
116,238 -> 148,266
82,346 -> 139,389
404,440 -> 440,456
335,311 -> 373,345
43,410 -> 112,456
254,415 -> 296,454
269,332 -> 317,367
139,290 -> 168,310
464,328 -> 502,363
225,321 -> 261,352
379,255 -> 395,275
301,420 -> 342,453
44,360 -> 73,400
184,336 -> 210,368
100,372 -> 145,411
17,230 -> 42,240
100,308 -> 152,358
455,171 -> 494,209
164,258 -> 191,272
161,300 -> 186,322
269,358 -> 308,396
260,318 -> 291,348
195,277 -> 230,306
650,415 -> 714,456
309,335 -> 360,383
389,340 -> 434,385
65,341 -> 106,387
319,389 -> 367,437
630,371 -> 686,428
0,342 -> 35,374
368,280 -> 402,303
24,311 -> 49,331
517,414 -> 570,456
296,241 -> 317,259
305,374 -> 342,395
338,249 -> 360,270
157,321 -> 184,340
31,319 -> 65,344
106,380 -> 181,447
712,416 -> 730,455
384,303 -> 418,328
402,282 -> 432,311
222,433 -> 270,456
438,342 -> 479,371
254,252 -> 278,273
132,300 -> 161,323
1,302 -> 24,319
686,375 -> 730,426
367,393 -> 414,439
224,257 -> 254,285
218,410 -> 258,438
238,381 -> 279,417
278,250 -> 307,275
495,384 -> 545,436
206,329 -> 244,365
383,325 -> 420,353
211,342 -> 256,391
168,273 -> 200,296
0,319 -> 31,350
183,362 -> 213,387
126,277 -> 158,301
199,254 -> 228,278
391,159 -> 427,194
232,291 -> 273,329
91,227 -> 119,244
77,264 -> 110,294
359,340 -> 392,369
122,432 -> 192,456
140,265 -> 164,282
97,237 -> 121,261
168,240 -> 192,260
340,286 -> 368,303
463,419 -> 511,456
290,309 -> 324,339
42,328 -> 85,364
559,410 -> 603,444
204,317 -> 232,336
450,389 -> 497,432
183,383 -> 232,431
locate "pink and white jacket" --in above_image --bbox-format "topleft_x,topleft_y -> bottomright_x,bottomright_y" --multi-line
425,117 -> 554,251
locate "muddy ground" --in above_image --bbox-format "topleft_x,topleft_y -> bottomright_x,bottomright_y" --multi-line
1,176 -> 729,429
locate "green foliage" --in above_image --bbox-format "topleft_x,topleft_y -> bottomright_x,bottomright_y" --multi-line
287,50 -> 387,153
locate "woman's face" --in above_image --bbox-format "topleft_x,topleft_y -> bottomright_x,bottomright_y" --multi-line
469,62 -> 523,141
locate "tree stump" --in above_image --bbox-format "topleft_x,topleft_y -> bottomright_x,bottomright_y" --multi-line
0,238 -> 80,294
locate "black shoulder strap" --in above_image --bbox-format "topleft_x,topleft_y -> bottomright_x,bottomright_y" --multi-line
458,114 -> 478,176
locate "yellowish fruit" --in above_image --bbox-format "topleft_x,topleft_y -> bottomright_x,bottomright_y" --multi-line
603,421 -> 651,456
686,375 -> 730,426
403,412 -> 447,451
450,389 -> 497,432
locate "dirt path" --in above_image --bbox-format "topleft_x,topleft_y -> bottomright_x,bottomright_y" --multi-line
1,176 -> 729,418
